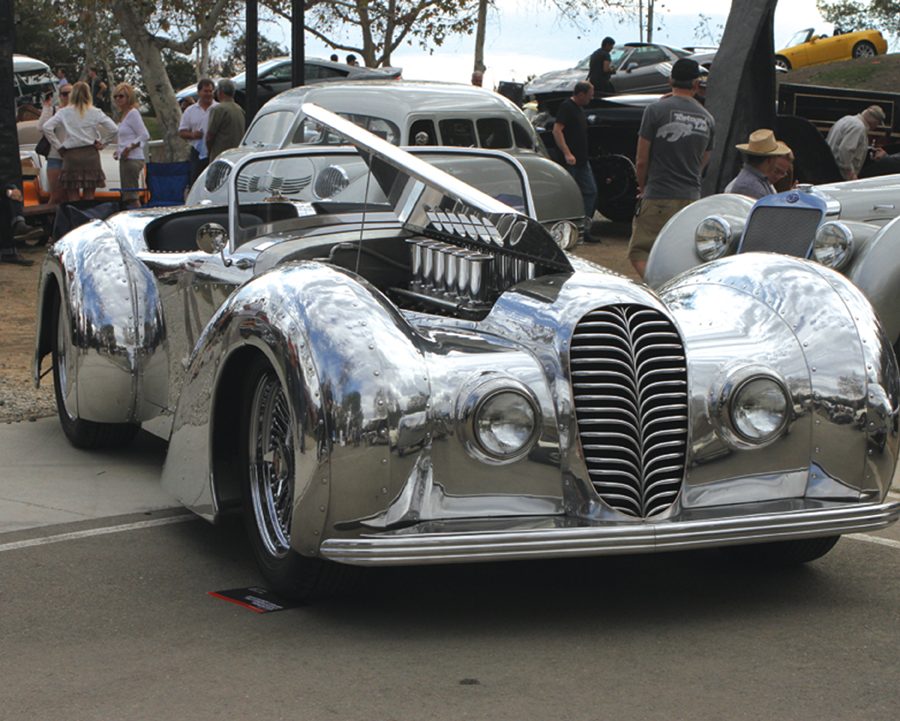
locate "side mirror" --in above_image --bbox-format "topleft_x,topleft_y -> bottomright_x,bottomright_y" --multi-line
625,62 -> 638,73
196,222 -> 228,254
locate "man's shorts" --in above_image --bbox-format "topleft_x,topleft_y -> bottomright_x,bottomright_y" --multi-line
628,198 -> 694,262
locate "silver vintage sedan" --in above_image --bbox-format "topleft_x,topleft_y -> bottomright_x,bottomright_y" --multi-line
35,105 -> 900,600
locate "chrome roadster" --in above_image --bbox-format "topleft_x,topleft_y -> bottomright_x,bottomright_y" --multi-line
645,175 -> 900,349
35,105 -> 900,600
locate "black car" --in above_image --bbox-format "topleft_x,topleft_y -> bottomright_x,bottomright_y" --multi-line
176,56 -> 402,108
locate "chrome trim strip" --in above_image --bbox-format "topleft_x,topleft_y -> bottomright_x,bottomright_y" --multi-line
320,501 -> 900,565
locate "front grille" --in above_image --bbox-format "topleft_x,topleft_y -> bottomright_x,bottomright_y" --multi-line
738,206 -> 822,257
570,305 -> 688,518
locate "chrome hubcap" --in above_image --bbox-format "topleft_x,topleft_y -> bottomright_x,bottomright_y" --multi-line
248,371 -> 294,558
56,303 -> 76,421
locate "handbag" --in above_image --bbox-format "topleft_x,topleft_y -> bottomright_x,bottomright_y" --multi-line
35,136 -> 51,157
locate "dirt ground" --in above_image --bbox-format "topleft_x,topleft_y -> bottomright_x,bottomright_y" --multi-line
0,222 -> 638,423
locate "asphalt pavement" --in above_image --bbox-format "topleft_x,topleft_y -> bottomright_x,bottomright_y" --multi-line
2,417 -> 899,720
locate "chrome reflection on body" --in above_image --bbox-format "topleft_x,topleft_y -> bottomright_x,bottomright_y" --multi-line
570,305 -> 688,518
249,369 -> 295,558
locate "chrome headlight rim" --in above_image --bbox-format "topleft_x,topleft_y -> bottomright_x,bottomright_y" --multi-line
813,221 -> 854,271
204,159 -> 233,193
711,366 -> 793,449
457,377 -> 541,464
549,220 -> 579,250
695,215 -> 736,261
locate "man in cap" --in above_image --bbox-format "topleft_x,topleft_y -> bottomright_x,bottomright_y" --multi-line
628,57 -> 714,277
725,129 -> 792,198
826,105 -> 885,180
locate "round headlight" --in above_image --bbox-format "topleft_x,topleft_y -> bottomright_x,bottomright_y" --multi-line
474,390 -> 538,461
695,216 -> 733,261
813,221 -> 853,270
205,160 -> 232,192
730,376 -> 789,443
314,164 -> 350,199
549,220 -> 579,250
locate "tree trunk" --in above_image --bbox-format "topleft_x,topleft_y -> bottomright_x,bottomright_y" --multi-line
111,0 -> 189,161
473,0 -> 487,73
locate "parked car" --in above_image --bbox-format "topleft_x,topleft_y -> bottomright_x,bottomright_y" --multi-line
13,54 -> 55,110
524,43 -> 713,111
176,56 -> 402,108
644,174 -> 900,348
188,81 -> 586,248
775,28 -> 888,71
35,104 -> 900,600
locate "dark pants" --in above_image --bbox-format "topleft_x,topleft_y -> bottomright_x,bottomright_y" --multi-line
189,147 -> 209,186
565,162 -> 598,222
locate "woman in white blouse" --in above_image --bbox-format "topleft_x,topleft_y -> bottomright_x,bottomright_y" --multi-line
41,81 -> 117,202
112,83 -> 151,208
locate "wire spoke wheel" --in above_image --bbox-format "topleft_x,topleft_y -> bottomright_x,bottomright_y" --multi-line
248,370 -> 295,559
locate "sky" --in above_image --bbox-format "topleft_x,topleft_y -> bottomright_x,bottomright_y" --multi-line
267,0 -> 835,87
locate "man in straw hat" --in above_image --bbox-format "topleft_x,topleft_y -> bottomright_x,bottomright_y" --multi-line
826,105 -> 886,180
724,129 -> 792,198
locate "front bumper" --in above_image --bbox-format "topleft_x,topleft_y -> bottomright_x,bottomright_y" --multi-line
320,499 -> 900,566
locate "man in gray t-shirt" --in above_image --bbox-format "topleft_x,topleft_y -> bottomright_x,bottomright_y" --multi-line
628,58 -> 714,277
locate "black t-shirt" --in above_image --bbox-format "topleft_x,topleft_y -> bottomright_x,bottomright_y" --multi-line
555,98 -> 588,165
588,49 -> 613,92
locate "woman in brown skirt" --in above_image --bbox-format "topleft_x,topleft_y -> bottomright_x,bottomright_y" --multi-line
41,81 -> 118,202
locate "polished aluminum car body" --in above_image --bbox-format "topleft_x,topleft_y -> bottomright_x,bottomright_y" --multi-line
35,104 -> 900,598
645,175 -> 900,347
187,81 -> 585,246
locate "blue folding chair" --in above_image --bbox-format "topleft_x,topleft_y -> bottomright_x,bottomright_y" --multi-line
144,161 -> 192,207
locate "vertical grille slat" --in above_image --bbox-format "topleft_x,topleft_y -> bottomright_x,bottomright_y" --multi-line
570,305 -> 688,518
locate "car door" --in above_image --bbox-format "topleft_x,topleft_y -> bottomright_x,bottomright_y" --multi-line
613,46 -> 670,93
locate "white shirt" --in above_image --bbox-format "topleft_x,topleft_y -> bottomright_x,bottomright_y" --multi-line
117,107 -> 150,161
826,114 -> 869,179
178,101 -> 217,159
42,106 -> 117,151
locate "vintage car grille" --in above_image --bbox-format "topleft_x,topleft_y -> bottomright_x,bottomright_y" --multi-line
739,206 -> 822,258
570,305 -> 688,518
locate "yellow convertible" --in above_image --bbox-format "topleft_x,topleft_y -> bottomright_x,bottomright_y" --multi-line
775,27 -> 888,71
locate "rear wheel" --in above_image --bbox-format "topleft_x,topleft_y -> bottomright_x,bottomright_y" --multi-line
852,41 -> 877,59
724,535 -> 839,565
52,295 -> 138,449
240,356 -> 358,601
774,55 -> 792,71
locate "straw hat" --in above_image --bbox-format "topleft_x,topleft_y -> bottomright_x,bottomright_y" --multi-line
735,128 -> 791,157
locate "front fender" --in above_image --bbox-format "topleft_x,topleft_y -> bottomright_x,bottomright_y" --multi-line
33,221 -> 167,423
847,214 -> 900,344
161,262 -> 430,556
516,154 -> 585,225
644,194 -> 754,290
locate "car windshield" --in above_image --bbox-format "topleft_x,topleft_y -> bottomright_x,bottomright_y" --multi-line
233,149 -> 529,237
786,29 -> 814,47
575,46 -> 628,70
232,58 -> 286,84
293,114 -> 401,146
243,110 -> 297,149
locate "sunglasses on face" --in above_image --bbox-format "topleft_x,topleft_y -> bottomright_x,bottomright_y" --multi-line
60,91 -> 70,96
114,94 -> 126,99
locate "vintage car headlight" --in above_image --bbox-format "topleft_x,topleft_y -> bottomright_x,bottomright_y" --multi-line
549,220 -> 579,250
813,221 -> 853,270
205,160 -> 232,193
695,216 -> 737,261
314,164 -> 350,199
730,376 -> 790,443
458,378 -> 540,463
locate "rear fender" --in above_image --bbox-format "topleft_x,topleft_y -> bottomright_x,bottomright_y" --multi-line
847,214 -> 900,344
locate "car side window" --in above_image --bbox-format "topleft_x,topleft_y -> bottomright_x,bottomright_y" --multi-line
476,118 -> 512,149
266,63 -> 293,81
631,47 -> 667,66
243,110 -> 297,148
439,119 -> 477,147
512,121 -> 536,150
409,119 -> 437,145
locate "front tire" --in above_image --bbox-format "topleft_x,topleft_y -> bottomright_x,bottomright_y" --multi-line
852,41 -> 877,59
724,535 -> 840,565
240,356 -> 357,601
775,55 -> 792,71
52,294 -> 138,450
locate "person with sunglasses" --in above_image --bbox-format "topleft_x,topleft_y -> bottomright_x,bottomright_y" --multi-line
37,83 -> 73,204
112,83 -> 150,208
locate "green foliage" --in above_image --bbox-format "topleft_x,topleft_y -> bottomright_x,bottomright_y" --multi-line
219,32 -> 289,77
162,50 -> 199,91
816,0 -> 900,39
